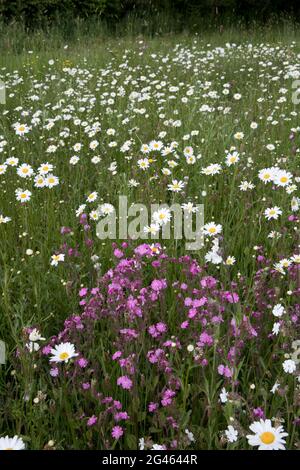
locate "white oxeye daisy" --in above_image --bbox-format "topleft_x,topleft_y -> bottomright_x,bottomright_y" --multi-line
0,435 -> 25,450
38,162 -> 53,175
258,168 -> 274,184
152,208 -> 171,225
264,206 -> 282,220
274,170 -> 292,187
203,222 -> 222,236
99,203 -> 114,215
291,254 -> 300,263
225,151 -> 240,166
167,179 -> 185,192
186,155 -> 196,164
45,174 -> 59,188
246,419 -> 288,450
50,253 -> 65,266
14,123 -> 30,136
137,158 -> 150,170
234,131 -> 244,140
0,164 -> 7,175
49,342 -> 78,363
140,144 -> 150,154
143,223 -> 160,235
17,163 -> 34,178
5,157 -> 19,166
0,214 -> 11,224
291,197 -> 300,212
15,189 -> 32,202
86,192 -> 98,203
34,175 -> 45,188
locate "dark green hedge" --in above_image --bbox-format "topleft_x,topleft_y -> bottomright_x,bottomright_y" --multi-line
0,0 -> 299,28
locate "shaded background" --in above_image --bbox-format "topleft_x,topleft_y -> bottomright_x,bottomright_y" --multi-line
1,0 -> 300,30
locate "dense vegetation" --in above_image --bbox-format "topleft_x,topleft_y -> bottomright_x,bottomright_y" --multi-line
1,0 -> 300,29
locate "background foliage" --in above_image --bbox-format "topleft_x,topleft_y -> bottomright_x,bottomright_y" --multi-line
1,0 -> 300,29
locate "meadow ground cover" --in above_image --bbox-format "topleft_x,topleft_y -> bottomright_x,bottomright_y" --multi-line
0,24 -> 300,450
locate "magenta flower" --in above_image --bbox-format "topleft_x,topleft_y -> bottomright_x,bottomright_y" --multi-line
87,415 -> 97,426
117,375 -> 133,390
111,426 -> 123,439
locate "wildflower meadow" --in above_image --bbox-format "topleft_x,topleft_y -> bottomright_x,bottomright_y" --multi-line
0,12 -> 300,453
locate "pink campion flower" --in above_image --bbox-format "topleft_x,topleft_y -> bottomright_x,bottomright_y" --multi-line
111,426 -> 123,439
113,400 -> 122,410
252,407 -> 265,419
114,248 -> 124,258
42,345 -> 52,355
151,279 -> 167,291
114,412 -> 129,422
224,291 -> 239,303
199,331 -> 214,346
200,276 -> 217,288
112,351 -> 122,360
117,375 -> 133,390
87,415 -> 97,426
79,287 -> 88,297
148,402 -> 158,412
193,297 -> 207,307
218,364 -> 233,378
134,244 -> 151,256
188,308 -> 197,319
50,367 -> 59,377
77,357 -> 88,368
82,383 -> 90,390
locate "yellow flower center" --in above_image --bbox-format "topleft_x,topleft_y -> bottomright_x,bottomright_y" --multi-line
20,194 -> 27,199
280,176 -> 288,183
260,431 -> 275,445
18,126 -> 25,132
209,227 -> 216,233
263,173 -> 270,179
59,352 -> 69,361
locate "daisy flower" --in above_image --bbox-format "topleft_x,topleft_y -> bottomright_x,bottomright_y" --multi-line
44,174 -> 59,188
246,419 -> 288,450
17,163 -> 34,178
225,151 -> 240,166
50,253 -> 65,266
0,214 -> 11,224
203,222 -> 222,236
86,192 -> 98,203
138,158 -> 150,170
0,435 -> 25,450
264,206 -> 282,220
50,342 -> 78,363
15,189 -> 32,202
152,208 -> 171,225
14,123 -> 30,136
274,170 -> 292,187
167,179 -> 185,192
38,162 -> 53,175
